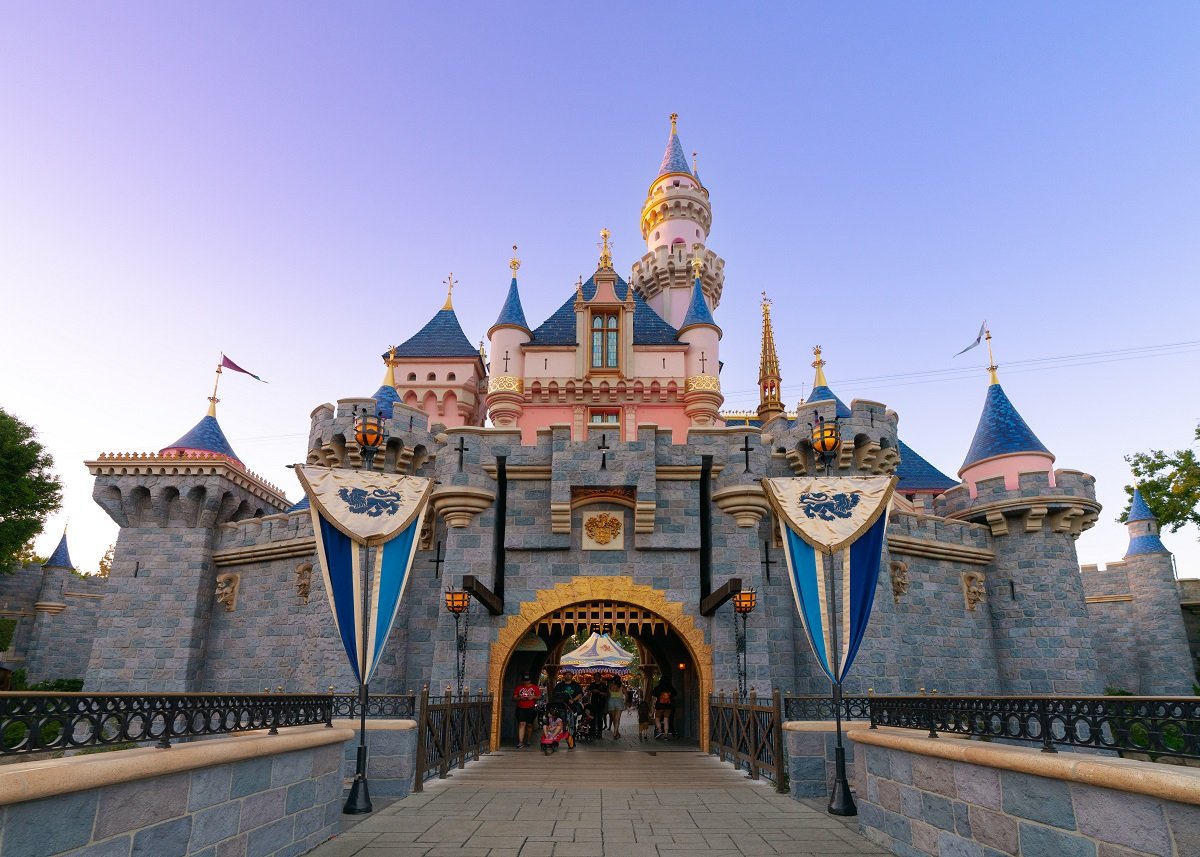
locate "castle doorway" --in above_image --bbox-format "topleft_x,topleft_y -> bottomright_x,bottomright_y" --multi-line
487,577 -> 713,751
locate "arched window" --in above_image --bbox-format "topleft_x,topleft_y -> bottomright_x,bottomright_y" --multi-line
447,372 -> 456,381
427,372 -> 437,381
591,313 -> 619,370
407,373 -> 417,382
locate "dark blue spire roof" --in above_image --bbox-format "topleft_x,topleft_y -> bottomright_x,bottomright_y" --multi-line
1128,488 -> 1156,523
1126,533 -> 1169,557
43,532 -> 74,570
287,496 -> 310,513
961,383 -> 1052,470
492,278 -> 530,332
373,384 -> 401,419
659,130 -> 692,177
527,275 -> 680,346
895,440 -> 958,494
678,278 -> 718,335
393,308 -> 479,359
161,415 -> 242,463
804,386 -> 851,419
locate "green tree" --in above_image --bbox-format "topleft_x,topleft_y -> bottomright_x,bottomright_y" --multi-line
1123,425 -> 1200,534
13,539 -> 46,566
0,408 -> 62,571
96,544 -> 115,578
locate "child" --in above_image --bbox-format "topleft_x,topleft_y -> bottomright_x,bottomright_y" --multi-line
637,697 -> 651,741
541,711 -> 565,755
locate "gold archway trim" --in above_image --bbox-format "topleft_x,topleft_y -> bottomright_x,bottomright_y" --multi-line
488,576 -> 713,751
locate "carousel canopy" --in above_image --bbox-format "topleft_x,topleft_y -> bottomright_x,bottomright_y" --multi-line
558,632 -> 634,676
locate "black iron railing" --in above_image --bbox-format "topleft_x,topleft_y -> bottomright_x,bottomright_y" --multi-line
412,687 -> 492,791
0,692 -> 333,755
330,693 -> 416,719
869,695 -> 1200,760
709,690 -> 787,791
783,694 -> 872,722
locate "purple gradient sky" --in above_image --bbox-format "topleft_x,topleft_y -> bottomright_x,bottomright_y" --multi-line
2,3 -> 1198,575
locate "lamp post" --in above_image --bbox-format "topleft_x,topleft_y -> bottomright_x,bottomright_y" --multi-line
808,411 -> 856,816
732,587 -> 756,698
344,410 -> 385,815
445,589 -> 471,698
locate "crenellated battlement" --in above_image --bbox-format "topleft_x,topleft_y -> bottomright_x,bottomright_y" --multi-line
935,468 -> 1100,537
305,397 -> 437,474
772,397 -> 900,477
630,243 -> 725,310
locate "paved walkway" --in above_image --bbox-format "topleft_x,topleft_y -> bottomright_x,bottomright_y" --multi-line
306,743 -> 887,857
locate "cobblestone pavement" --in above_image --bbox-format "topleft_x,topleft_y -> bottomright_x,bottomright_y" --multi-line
305,745 -> 887,857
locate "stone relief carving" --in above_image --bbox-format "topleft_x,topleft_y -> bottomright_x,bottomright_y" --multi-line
215,573 -> 240,612
295,562 -> 313,602
584,512 -> 622,545
962,571 -> 986,612
419,512 -> 434,551
888,560 -> 909,603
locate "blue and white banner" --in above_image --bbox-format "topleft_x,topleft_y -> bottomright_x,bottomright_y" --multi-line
295,466 -> 434,684
762,476 -> 896,684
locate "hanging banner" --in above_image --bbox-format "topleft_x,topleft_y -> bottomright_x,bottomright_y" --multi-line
295,466 -> 434,684
762,476 -> 896,684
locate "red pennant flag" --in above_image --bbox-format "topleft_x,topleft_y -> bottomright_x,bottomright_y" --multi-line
221,354 -> 266,382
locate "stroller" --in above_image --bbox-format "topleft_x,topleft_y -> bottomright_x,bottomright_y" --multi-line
539,696 -> 580,750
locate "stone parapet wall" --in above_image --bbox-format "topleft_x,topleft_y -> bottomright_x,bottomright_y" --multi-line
851,727 -> 1200,857
335,719 -> 417,797
784,721 -> 869,799
26,571 -> 106,684
0,725 -> 352,857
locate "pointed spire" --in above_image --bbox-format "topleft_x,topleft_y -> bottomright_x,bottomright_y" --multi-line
658,112 -> 693,177
678,257 -> 718,335
161,413 -> 242,465
391,290 -> 479,360
1125,487 -> 1168,556
960,381 -> 1052,472
491,246 -> 530,335
43,530 -> 74,571
803,346 -> 851,418
1128,488 -> 1156,523
811,345 -> 828,388
986,328 -> 999,385
598,228 -> 614,270
442,273 -> 457,310
207,359 -> 222,416
757,292 -> 785,422
382,346 -> 398,389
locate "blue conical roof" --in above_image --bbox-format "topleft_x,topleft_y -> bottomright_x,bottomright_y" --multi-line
492,278 -> 529,332
659,129 -> 692,177
393,308 -> 479,359
678,278 -> 718,335
161,415 -> 242,463
528,275 -> 679,346
373,384 -> 401,419
805,386 -> 851,419
895,440 -> 958,494
287,496 -> 310,513
43,532 -> 74,570
960,383 -> 1051,471
1125,533 -> 1169,557
1128,488 -> 1156,523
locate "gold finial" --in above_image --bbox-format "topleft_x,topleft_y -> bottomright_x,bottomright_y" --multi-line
207,357 -> 223,417
383,345 -> 398,388
478,339 -> 487,360
442,273 -> 457,310
670,112 -> 678,134
985,329 -> 999,385
509,244 -> 520,275
811,345 -> 828,388
690,255 -> 703,278
576,275 -> 584,300
598,228 -> 613,269
692,150 -> 698,173
757,292 -> 784,422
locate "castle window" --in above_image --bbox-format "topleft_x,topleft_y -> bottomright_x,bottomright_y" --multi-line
447,372 -> 456,381
407,373 -> 417,382
589,409 -> 620,425
655,231 -> 660,240
427,372 -> 437,381
590,313 -> 619,370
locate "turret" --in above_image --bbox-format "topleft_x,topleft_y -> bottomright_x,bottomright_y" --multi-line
631,114 -> 725,329
756,293 -> 785,424
387,276 -> 488,428
486,247 -> 531,428
677,256 -> 723,426
1121,489 -> 1193,694
373,347 -> 402,419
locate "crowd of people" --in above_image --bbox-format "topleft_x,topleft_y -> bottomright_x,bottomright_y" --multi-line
511,672 -> 680,753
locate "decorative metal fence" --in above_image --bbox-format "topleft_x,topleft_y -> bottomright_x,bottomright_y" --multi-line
412,687 -> 492,791
0,692 -> 333,755
783,694 -> 872,722
330,693 -> 416,719
708,689 -> 786,791
869,695 -> 1200,760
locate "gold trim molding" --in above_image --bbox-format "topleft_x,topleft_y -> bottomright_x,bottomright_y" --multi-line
487,576 -> 713,751
487,375 -> 524,394
685,374 -> 721,393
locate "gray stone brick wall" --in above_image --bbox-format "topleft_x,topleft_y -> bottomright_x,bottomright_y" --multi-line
0,736 -> 347,857
0,563 -> 50,672
1126,552 -> 1196,695
852,739 -> 1200,857
25,570 -> 106,684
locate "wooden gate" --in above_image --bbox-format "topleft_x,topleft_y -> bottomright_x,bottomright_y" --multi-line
413,687 -> 493,792
709,689 -> 786,792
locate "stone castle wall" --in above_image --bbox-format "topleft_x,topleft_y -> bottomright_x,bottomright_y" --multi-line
0,562 -> 107,684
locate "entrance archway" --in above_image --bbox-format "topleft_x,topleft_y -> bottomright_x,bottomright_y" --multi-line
488,576 -> 713,751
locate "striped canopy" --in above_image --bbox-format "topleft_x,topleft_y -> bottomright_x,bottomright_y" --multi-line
558,632 -> 634,676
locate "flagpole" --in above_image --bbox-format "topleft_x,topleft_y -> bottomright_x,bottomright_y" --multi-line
344,540 -> 373,814
207,356 -> 223,417
826,547 -> 856,816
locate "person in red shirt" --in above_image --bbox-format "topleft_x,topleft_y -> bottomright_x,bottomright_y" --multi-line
512,673 -> 542,749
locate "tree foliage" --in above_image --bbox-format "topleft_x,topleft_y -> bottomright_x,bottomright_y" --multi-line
13,540 -> 47,566
96,544 -> 114,578
0,409 -> 62,570
1123,425 -> 1200,535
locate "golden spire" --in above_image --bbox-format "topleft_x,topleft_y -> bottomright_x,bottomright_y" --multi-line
985,328 -> 999,385
811,345 -> 829,388
690,255 -> 703,279
509,244 -> 520,276
478,339 -> 487,361
598,228 -> 613,269
757,292 -> 785,422
442,273 -> 457,310
670,112 -> 678,134
575,275 -> 585,302
207,358 -> 223,417
382,345 -> 398,389
692,150 -> 698,172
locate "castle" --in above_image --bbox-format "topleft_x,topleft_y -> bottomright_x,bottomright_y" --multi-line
3,116 -> 1193,745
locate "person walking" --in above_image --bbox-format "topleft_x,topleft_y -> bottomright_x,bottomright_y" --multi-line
512,673 -> 541,749
607,678 -> 624,739
590,678 -> 609,734
652,678 -> 676,739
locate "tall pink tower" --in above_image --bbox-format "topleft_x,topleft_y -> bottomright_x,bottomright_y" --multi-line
630,114 -> 725,329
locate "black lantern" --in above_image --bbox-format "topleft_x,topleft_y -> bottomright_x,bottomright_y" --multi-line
355,411 -> 386,469
445,589 -> 471,697
809,412 -> 840,473
732,588 -> 756,698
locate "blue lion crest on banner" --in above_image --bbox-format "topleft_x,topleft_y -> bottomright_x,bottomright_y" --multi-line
338,487 -> 403,517
798,491 -> 862,521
